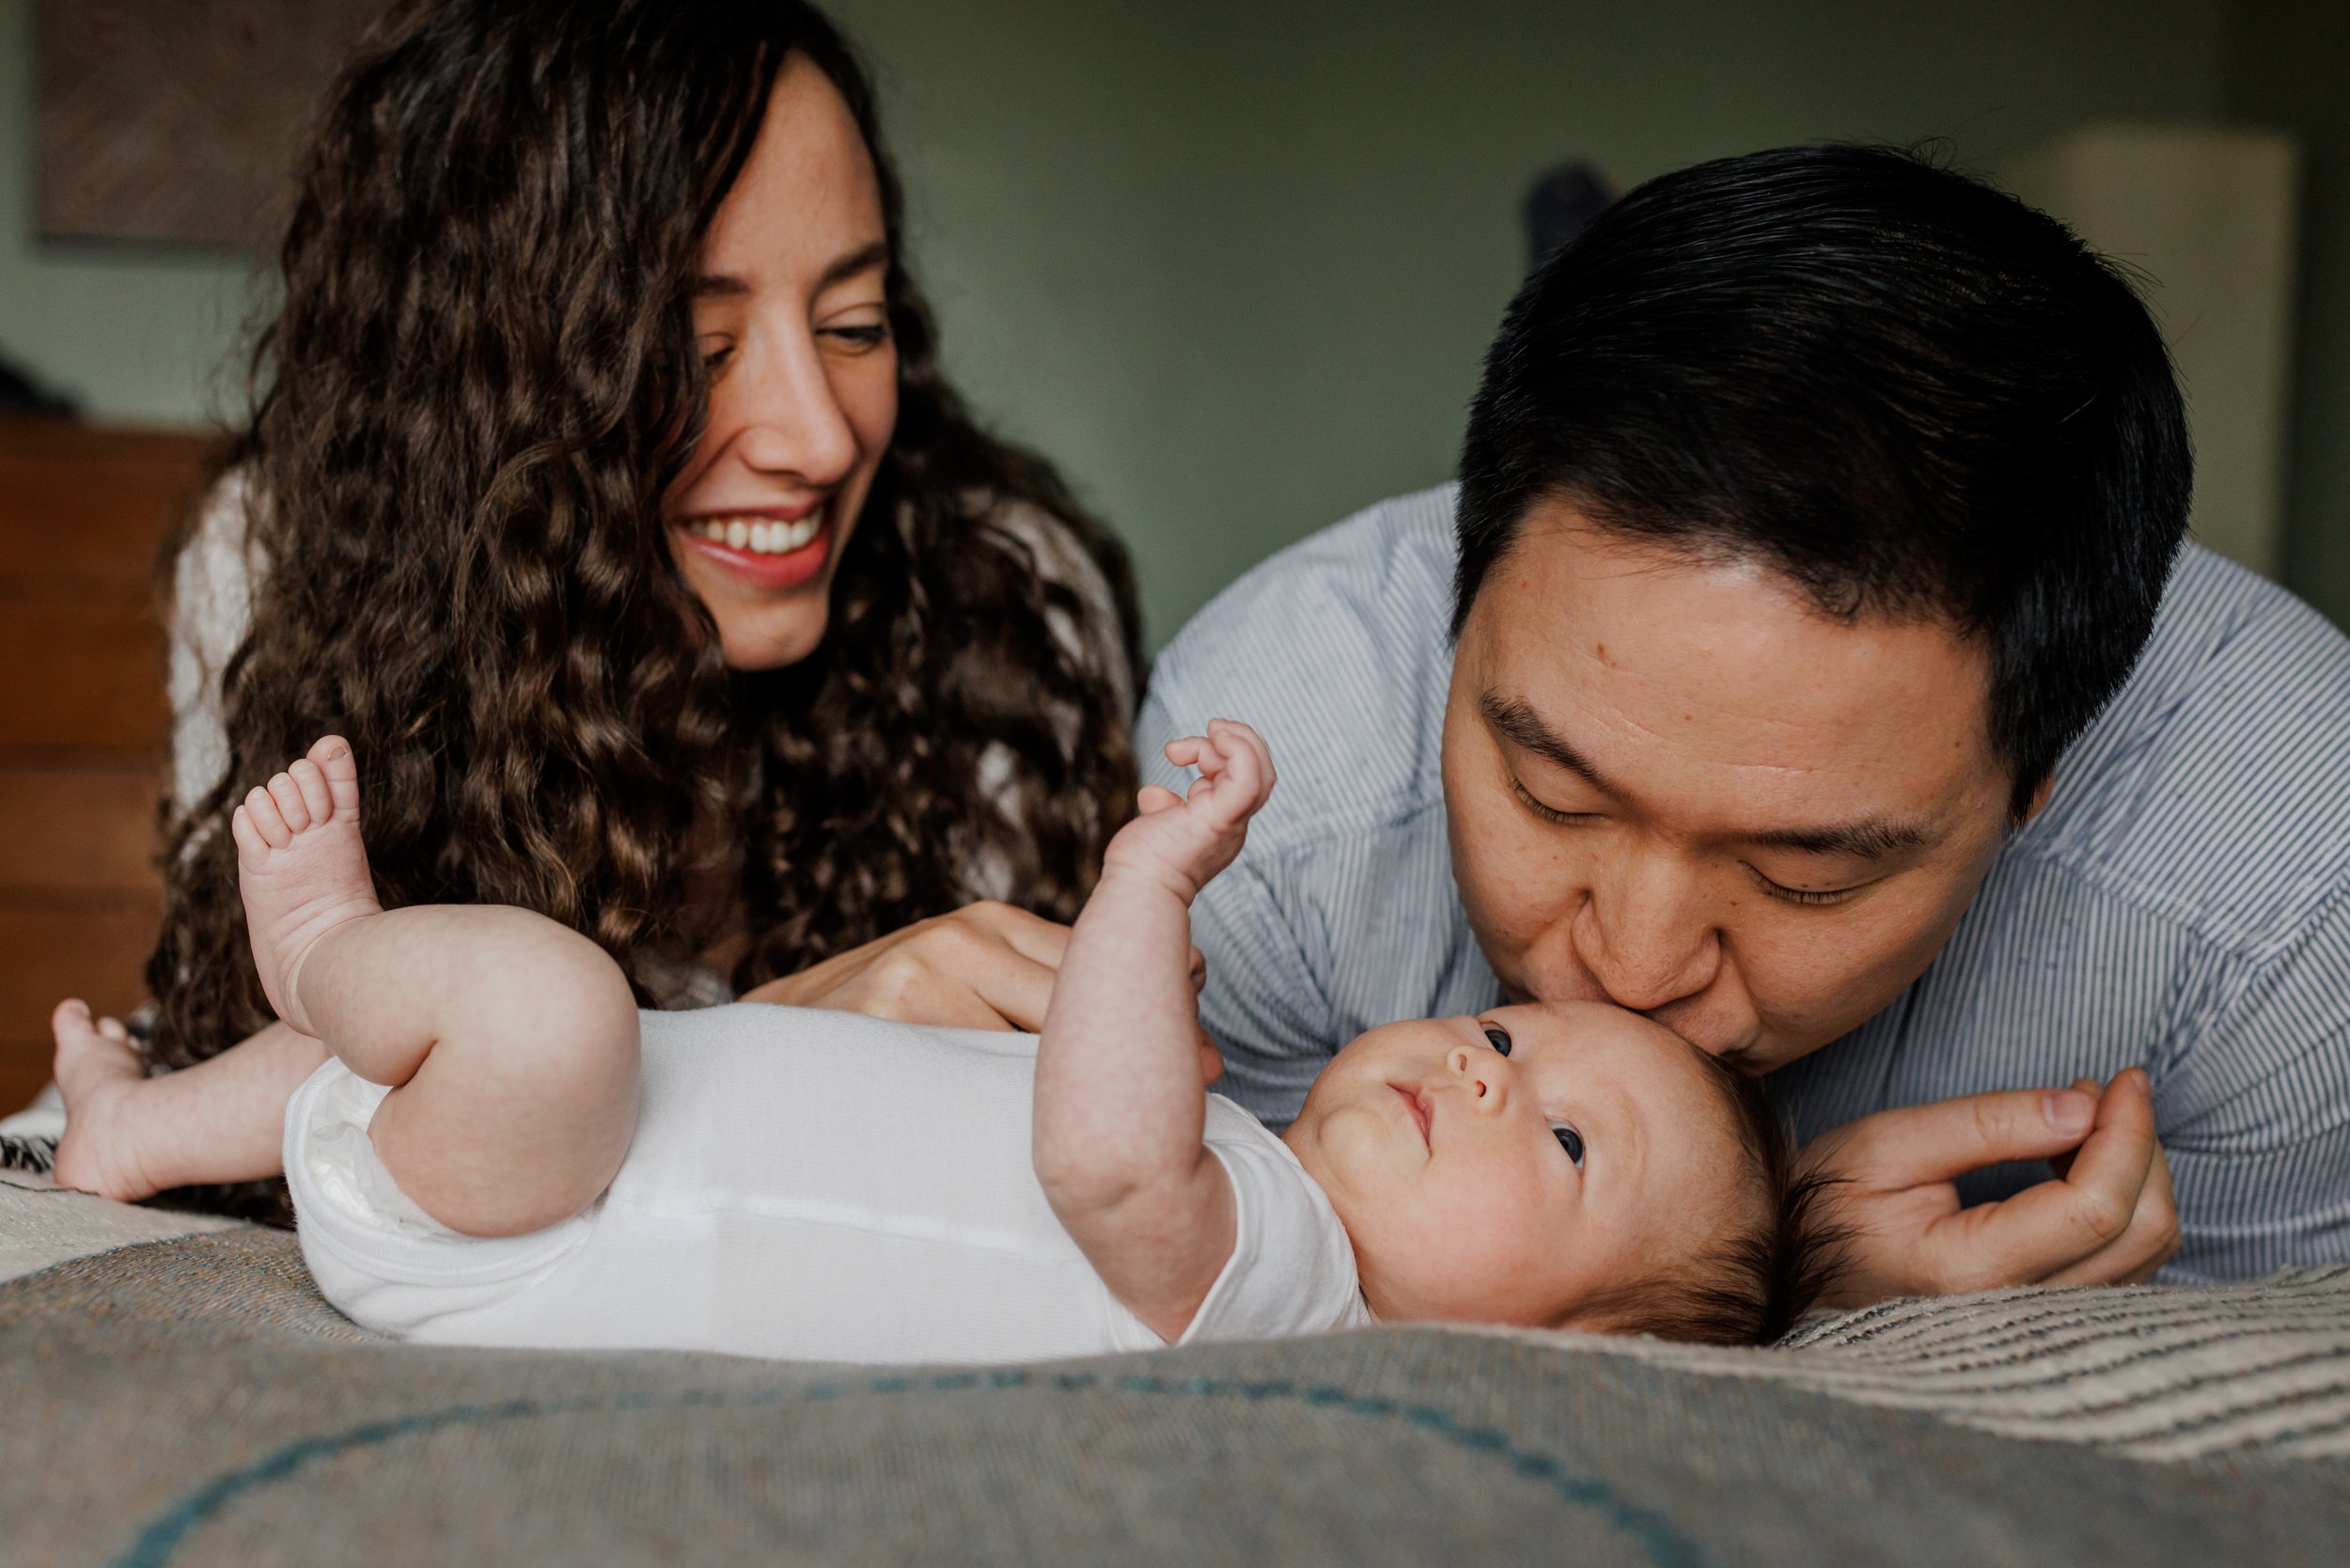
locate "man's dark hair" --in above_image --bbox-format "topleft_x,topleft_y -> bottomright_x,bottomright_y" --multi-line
1454,144 -> 2191,816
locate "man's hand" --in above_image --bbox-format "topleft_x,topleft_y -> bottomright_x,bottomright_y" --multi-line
1803,1068 -> 2180,1307
740,900 -> 1217,1045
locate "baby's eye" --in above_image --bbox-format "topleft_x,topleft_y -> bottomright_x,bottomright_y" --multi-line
1550,1121 -> 1585,1166
1482,1025 -> 1512,1057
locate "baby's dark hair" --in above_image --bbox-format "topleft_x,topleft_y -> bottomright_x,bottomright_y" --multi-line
1580,1048 -> 1847,1346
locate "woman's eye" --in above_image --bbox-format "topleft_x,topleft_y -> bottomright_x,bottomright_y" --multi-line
1550,1121 -> 1585,1166
821,322 -> 892,351
1482,1025 -> 1512,1057
698,340 -> 735,369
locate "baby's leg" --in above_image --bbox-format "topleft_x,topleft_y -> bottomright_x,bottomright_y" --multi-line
238,738 -> 639,1237
52,1009 -> 324,1201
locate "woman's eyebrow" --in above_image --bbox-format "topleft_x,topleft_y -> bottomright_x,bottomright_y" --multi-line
815,239 -> 890,290
689,241 -> 890,301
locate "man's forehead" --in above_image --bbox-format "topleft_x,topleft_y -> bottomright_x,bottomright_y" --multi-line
1463,525 -> 2005,823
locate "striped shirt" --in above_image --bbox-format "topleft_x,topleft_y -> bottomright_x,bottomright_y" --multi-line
1138,484 -> 2350,1282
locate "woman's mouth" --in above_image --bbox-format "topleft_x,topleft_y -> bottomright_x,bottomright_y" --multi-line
673,505 -> 832,589
1391,1083 -> 1433,1148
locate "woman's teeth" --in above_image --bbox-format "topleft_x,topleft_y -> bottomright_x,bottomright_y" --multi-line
692,511 -> 822,555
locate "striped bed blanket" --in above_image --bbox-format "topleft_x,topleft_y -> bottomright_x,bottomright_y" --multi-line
5,1159 -> 2346,1565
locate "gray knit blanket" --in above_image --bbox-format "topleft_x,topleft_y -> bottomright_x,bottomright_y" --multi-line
4,1167 -> 2346,1566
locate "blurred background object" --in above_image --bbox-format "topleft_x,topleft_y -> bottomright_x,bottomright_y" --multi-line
0,346 -> 75,417
1521,162 -> 1618,273
0,0 -> 2344,649
0,423 -> 209,1113
2008,126 -> 2301,579
35,0 -> 380,251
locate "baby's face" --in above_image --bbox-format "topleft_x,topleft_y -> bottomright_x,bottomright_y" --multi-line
1281,1000 -> 1749,1326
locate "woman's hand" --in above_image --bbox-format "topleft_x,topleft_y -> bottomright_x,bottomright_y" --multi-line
741,901 -> 1221,1075
1802,1068 -> 2180,1307
741,902 -> 1073,1030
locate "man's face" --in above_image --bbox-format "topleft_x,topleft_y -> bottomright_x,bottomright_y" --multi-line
1441,502 -> 2029,1072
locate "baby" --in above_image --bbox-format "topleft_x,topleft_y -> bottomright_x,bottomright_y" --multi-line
52,723 -> 1830,1359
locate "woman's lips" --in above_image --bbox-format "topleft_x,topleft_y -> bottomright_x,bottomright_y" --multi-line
1392,1083 -> 1433,1147
672,510 -> 832,590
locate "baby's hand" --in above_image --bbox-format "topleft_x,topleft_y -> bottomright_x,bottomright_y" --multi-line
1106,719 -> 1277,901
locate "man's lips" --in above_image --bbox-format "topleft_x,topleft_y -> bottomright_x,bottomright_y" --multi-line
1391,1083 -> 1433,1147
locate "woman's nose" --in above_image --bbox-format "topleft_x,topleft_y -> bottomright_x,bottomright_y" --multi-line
1445,1044 -> 1508,1113
724,337 -> 860,488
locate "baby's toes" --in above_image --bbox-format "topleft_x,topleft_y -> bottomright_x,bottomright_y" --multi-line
266,771 -> 313,834
50,997 -> 93,1045
287,758 -> 333,825
243,786 -> 293,849
308,735 -> 361,820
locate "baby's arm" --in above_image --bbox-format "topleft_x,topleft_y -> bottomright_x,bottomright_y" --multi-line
1034,719 -> 1275,1341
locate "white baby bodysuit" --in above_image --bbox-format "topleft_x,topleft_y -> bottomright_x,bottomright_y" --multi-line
286,1004 -> 1372,1363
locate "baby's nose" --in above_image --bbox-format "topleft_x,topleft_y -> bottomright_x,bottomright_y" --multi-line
1445,1044 -> 1507,1111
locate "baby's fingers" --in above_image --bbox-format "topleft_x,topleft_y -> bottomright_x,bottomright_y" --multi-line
1136,783 -> 1184,815
1204,719 -> 1274,806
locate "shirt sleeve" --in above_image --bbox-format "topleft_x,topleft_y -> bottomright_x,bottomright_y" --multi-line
1169,1100 -> 1371,1345
1136,684 -> 1341,1124
2160,891 -> 2350,1278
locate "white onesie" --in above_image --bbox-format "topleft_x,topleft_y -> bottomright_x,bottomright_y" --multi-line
285,1004 -> 1372,1363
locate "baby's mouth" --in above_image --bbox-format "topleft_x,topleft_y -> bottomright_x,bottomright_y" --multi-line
1391,1083 -> 1432,1147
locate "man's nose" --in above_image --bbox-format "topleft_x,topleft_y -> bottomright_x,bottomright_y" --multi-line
729,335 -> 859,487
1444,1044 -> 1509,1114
1570,848 -> 1722,1013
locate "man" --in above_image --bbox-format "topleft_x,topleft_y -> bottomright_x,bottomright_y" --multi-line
1136,146 -> 2350,1300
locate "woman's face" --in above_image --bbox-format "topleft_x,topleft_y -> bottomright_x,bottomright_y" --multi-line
666,54 -> 899,671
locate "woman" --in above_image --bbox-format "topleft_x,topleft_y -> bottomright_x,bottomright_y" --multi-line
51,0 -> 1139,1215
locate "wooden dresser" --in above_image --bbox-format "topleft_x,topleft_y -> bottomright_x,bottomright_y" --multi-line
0,422 -> 212,1114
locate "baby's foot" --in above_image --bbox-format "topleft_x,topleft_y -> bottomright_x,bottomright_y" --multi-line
232,736 -> 380,1039
50,1000 -> 164,1201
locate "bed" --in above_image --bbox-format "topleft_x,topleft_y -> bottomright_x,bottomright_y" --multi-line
6,1148 -> 2345,1567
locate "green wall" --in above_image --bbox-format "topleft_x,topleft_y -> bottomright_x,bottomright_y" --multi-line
3,0 -> 2298,646
0,0 -> 260,424
2227,0 -> 2350,630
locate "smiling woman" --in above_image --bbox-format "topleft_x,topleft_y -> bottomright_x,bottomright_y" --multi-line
49,0 -> 1141,1219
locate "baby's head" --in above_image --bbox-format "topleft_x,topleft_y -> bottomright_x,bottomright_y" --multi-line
1282,1001 -> 1838,1345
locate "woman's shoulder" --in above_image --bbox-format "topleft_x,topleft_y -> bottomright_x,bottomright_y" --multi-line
166,469 -> 278,813
172,470 -> 262,660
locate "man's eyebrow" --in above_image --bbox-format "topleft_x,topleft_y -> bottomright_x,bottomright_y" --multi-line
1747,818 -> 1933,861
688,241 -> 890,302
1482,690 -> 1935,861
1480,692 -> 1615,793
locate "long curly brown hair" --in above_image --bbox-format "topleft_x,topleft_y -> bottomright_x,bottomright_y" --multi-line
144,0 -> 1140,1155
